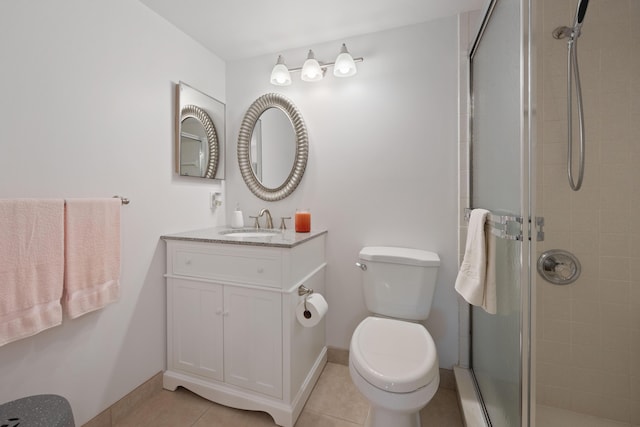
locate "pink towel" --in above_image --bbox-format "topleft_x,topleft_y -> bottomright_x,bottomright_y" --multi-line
64,198 -> 121,319
0,199 -> 65,347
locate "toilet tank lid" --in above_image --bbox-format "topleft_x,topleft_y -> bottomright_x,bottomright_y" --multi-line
359,246 -> 440,267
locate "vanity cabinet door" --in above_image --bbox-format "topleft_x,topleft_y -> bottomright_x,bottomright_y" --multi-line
169,278 -> 224,382
223,286 -> 283,399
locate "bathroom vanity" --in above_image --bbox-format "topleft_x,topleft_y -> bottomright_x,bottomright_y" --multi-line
161,227 -> 327,427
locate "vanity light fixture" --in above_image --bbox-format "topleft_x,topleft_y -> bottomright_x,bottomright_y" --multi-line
300,50 -> 324,82
333,44 -> 357,77
270,44 -> 363,86
270,55 -> 292,86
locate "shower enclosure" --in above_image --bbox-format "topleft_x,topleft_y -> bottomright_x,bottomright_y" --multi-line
466,0 -> 533,425
464,0 -> 639,425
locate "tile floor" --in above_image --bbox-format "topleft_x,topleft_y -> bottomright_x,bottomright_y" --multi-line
106,363 -> 463,427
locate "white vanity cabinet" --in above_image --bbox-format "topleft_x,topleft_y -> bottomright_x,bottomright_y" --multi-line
169,279 -> 283,397
162,229 -> 327,427
170,278 -> 225,382
222,285 -> 283,397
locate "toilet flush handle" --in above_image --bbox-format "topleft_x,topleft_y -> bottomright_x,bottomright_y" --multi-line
355,262 -> 367,271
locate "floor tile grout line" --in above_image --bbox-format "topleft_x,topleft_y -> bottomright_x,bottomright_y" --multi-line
188,402 -> 214,427
302,406 -> 368,426
320,411 -> 366,426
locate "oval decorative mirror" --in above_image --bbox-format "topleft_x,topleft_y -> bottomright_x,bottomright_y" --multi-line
179,105 -> 218,178
176,82 -> 225,179
237,93 -> 308,201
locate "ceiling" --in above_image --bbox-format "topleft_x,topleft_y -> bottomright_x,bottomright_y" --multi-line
139,0 -> 486,61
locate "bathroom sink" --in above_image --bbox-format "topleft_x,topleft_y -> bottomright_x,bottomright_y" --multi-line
220,229 -> 281,238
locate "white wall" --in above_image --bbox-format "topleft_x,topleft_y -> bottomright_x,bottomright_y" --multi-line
0,1 -> 226,424
226,18 -> 461,369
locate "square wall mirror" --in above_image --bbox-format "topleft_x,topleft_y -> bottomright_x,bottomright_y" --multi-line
176,81 -> 225,179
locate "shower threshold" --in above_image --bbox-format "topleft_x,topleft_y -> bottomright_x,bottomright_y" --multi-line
454,366 -> 488,427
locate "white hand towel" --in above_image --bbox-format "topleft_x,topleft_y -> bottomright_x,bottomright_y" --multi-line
455,209 -> 497,314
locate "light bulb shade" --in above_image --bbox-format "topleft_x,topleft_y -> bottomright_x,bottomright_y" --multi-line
333,44 -> 357,77
301,50 -> 324,82
270,55 -> 291,86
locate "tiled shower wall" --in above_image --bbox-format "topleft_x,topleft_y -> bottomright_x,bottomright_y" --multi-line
536,0 -> 640,423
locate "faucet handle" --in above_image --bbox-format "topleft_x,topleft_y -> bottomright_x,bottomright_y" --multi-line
280,216 -> 291,230
249,216 -> 260,229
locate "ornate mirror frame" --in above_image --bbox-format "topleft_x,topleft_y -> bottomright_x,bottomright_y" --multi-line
237,93 -> 308,201
180,104 -> 219,178
176,81 -> 225,179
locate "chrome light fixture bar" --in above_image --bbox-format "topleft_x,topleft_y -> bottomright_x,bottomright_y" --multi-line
270,43 -> 363,86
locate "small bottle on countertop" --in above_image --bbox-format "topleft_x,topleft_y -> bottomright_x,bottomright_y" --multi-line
231,204 -> 244,228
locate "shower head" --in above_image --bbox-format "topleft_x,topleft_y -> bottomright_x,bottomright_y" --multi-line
555,0 -> 590,40
575,0 -> 589,25
572,0 -> 589,35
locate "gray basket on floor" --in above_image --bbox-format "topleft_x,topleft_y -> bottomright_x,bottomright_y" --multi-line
0,394 -> 74,427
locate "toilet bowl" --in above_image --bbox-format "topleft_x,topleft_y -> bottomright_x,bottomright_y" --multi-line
349,317 -> 439,427
350,247 -> 441,427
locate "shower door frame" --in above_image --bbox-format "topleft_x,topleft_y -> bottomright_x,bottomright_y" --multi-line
466,0 -> 536,425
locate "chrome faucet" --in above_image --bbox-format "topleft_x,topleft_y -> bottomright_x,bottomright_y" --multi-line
258,208 -> 273,229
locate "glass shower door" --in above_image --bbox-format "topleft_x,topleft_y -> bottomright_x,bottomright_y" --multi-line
469,0 -> 532,426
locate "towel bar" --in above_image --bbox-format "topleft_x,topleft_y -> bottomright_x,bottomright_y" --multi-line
61,196 -> 130,205
112,195 -> 130,205
463,208 -> 523,241
463,208 -> 544,242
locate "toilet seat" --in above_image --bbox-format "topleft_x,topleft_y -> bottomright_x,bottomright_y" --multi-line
350,317 -> 438,393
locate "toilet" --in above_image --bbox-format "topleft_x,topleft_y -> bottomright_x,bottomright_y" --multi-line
349,246 -> 440,427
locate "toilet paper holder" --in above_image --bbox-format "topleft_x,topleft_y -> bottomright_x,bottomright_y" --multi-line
298,285 -> 314,318
298,284 -> 314,297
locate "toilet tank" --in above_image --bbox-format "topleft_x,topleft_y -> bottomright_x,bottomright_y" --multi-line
358,246 -> 440,321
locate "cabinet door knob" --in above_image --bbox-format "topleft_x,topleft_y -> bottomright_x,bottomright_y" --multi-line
223,311 -> 229,317
215,309 -> 222,315
185,259 -> 192,265
257,267 -> 264,273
